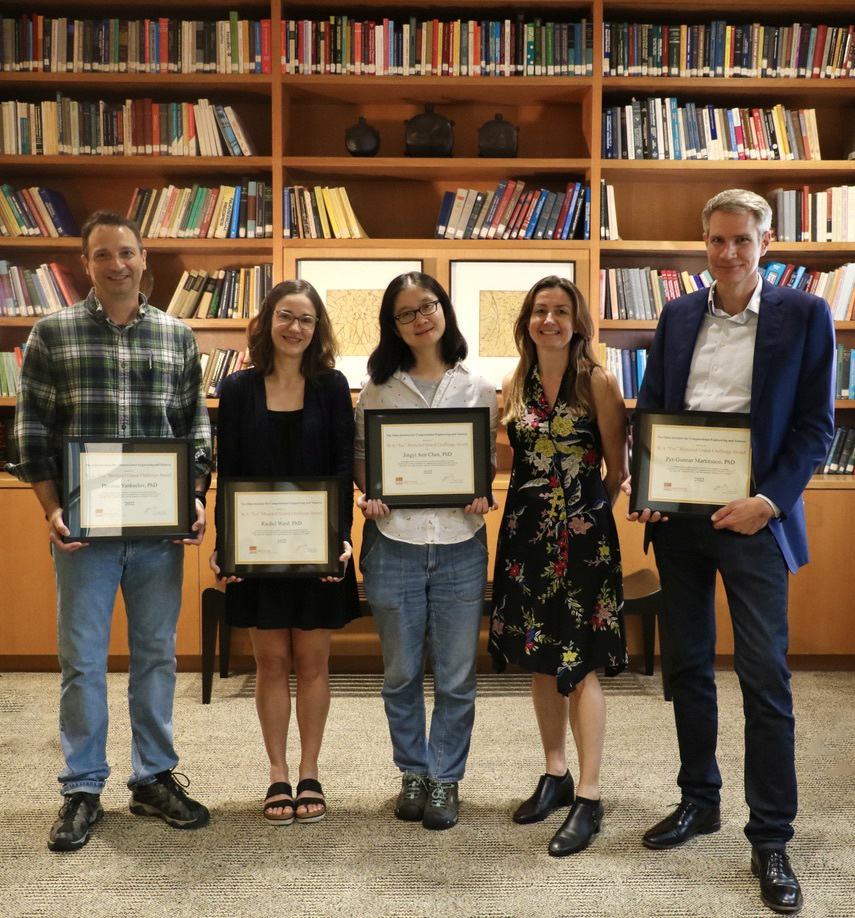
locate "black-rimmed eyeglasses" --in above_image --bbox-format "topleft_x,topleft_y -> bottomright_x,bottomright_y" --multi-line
394,300 -> 440,324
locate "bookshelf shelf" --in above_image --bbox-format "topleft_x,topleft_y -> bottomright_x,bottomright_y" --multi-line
0,73 -> 273,94
601,161 -> 855,181
282,157 -> 592,181
0,156 -> 274,176
282,75 -> 593,105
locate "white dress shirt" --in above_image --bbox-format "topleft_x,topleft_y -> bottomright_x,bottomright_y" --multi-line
355,362 -> 499,544
684,276 -> 778,516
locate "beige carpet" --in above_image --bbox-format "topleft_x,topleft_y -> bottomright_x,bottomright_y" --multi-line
1,670 -> 853,917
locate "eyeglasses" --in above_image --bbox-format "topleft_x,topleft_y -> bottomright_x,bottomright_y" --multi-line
394,300 -> 440,325
273,309 -> 317,329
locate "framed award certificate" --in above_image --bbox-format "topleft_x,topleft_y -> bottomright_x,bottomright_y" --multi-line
364,407 -> 493,509
218,477 -> 344,577
62,437 -> 195,541
631,410 -> 752,517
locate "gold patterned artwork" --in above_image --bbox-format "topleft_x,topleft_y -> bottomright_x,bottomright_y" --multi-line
326,289 -> 383,356
478,290 -> 521,357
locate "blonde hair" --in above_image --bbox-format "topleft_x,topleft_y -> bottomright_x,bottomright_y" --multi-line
503,276 -> 599,425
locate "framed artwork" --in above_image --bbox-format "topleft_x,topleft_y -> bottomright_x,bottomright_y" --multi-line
297,258 -> 423,388
450,260 -> 577,387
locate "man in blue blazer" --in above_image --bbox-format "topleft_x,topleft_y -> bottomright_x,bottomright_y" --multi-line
629,189 -> 835,915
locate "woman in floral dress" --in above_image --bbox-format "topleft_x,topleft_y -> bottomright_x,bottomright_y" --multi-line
489,275 -> 628,857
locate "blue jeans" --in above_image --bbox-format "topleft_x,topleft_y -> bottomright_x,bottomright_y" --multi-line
53,540 -> 184,795
652,519 -> 795,847
360,524 -> 487,783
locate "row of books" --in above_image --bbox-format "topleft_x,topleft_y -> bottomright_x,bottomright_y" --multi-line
600,267 -> 713,322
602,21 -> 855,80
281,17 -> 593,77
834,347 -> 855,400
600,346 -> 648,399
283,186 -> 367,239
603,99 -> 820,162
165,265 -> 273,321
201,347 -> 251,399
0,349 -> 22,398
0,14 -> 272,74
770,186 -> 855,244
0,260 -> 82,318
761,261 -> 855,322
820,426 -> 855,475
127,182 -> 272,241
0,96 -> 256,157
436,181 -> 590,242
0,185 -> 78,238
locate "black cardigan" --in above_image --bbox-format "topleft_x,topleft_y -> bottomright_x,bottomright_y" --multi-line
215,367 -> 355,543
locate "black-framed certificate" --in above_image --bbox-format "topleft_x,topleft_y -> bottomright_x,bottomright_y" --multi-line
364,407 -> 492,509
630,410 -> 752,517
62,437 -> 194,541
218,477 -> 344,577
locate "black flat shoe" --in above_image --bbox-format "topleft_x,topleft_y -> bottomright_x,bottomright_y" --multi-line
513,770 -> 575,825
548,798 -> 604,856
751,848 -> 803,914
642,801 -> 721,849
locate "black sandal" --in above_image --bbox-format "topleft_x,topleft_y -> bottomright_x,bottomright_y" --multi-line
295,778 -> 326,823
263,781 -> 295,825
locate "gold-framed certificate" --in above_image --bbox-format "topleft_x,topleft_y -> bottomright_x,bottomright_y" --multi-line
218,477 -> 344,577
630,410 -> 752,517
62,437 -> 194,541
364,407 -> 492,509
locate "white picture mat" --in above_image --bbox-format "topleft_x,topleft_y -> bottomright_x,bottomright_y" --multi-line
297,258 -> 423,388
450,260 -> 576,388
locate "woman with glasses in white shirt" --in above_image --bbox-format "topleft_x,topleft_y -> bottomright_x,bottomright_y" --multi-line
354,271 -> 498,831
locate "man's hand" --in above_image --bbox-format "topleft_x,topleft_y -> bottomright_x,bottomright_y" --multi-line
711,497 -> 774,535
621,477 -> 669,524
177,498 -> 206,545
48,507 -> 87,553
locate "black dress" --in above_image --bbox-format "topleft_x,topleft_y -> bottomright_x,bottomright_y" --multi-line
216,368 -> 361,631
489,367 -> 627,695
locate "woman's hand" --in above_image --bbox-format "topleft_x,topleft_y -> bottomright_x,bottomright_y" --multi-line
622,479 -> 668,523
209,549 -> 243,584
464,496 -> 498,515
321,541 -> 353,583
356,494 -> 390,519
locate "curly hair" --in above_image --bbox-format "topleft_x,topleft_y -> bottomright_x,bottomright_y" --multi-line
247,280 -> 338,381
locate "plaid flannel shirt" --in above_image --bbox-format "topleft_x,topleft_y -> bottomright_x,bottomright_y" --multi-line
13,290 -> 212,484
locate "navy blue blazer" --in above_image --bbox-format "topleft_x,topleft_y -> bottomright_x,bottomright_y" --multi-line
216,367 -> 355,543
636,279 -> 835,573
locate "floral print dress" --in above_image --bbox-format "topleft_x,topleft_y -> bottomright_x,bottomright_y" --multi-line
489,366 -> 628,695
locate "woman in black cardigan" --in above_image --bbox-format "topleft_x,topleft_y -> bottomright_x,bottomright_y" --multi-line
211,280 -> 360,825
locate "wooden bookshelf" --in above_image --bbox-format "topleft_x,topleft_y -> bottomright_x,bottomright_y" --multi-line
1,0 -> 854,668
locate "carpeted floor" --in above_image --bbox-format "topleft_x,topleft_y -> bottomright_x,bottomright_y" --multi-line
1,670 -> 853,917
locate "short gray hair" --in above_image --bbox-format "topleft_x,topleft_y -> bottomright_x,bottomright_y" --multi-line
702,189 -> 772,237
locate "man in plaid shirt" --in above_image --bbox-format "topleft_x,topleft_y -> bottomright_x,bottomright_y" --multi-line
14,211 -> 213,852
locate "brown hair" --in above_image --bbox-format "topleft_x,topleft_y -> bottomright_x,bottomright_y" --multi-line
80,211 -> 144,257
502,276 -> 600,424
247,280 -> 338,381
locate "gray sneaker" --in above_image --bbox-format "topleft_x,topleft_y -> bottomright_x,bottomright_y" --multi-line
130,770 -> 210,829
48,792 -> 104,851
395,772 -> 429,821
422,780 -> 459,830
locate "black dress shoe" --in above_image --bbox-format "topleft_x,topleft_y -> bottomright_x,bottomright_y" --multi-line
642,801 -> 721,849
751,848 -> 803,914
513,770 -> 575,825
548,798 -> 604,856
